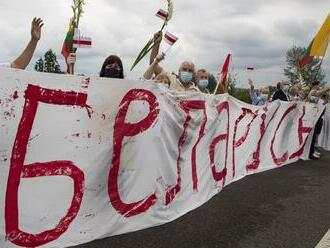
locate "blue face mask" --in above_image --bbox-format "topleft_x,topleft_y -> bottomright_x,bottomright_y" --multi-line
259,93 -> 268,101
104,68 -> 121,78
198,79 -> 209,89
180,71 -> 193,83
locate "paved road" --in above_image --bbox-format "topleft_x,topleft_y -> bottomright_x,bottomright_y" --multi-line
74,150 -> 330,248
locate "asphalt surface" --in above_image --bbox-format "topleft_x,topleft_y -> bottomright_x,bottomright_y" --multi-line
74,150 -> 330,248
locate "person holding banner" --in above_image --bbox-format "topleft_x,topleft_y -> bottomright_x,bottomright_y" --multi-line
99,55 -> 124,79
0,18 -> 43,69
143,52 -> 170,89
196,69 -> 211,93
308,81 -> 330,159
248,79 -> 269,105
149,32 -> 199,92
271,80 -> 291,101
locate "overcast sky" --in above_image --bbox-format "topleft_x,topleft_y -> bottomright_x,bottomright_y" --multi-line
0,0 -> 329,87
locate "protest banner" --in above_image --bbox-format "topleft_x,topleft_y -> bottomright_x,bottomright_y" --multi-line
0,68 -> 323,247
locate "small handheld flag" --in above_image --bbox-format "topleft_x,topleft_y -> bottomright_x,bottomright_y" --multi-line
164,31 -> 178,46
73,28 -> 92,48
156,9 -> 169,21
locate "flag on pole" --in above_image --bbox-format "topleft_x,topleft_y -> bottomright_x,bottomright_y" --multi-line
61,19 -> 75,64
164,31 -> 178,46
73,37 -> 92,48
156,9 -> 169,21
72,28 -> 92,48
220,53 -> 231,88
299,12 -> 330,68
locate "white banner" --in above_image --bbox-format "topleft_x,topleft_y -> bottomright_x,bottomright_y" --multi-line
0,68 -> 323,247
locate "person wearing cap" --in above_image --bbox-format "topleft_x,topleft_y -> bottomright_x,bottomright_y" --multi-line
0,18 -> 43,69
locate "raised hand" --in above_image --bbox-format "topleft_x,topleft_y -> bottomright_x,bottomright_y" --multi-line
31,17 -> 44,41
153,31 -> 163,45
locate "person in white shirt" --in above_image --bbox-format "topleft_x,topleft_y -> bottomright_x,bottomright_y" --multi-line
147,31 -> 199,93
0,18 -> 43,69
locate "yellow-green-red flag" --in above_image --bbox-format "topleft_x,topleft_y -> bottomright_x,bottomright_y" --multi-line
299,12 -> 330,68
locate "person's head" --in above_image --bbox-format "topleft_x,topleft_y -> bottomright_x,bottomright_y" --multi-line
178,61 -> 195,84
281,83 -> 291,92
260,86 -> 270,95
196,69 -> 210,90
155,73 -> 170,86
312,80 -> 320,90
259,86 -> 270,101
100,55 -> 124,79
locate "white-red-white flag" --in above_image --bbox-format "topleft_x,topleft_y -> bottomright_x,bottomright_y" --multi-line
73,28 -> 92,48
156,9 -> 168,21
73,37 -> 92,48
164,31 -> 178,46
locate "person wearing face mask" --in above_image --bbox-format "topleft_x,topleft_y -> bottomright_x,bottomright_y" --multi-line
271,80 -> 291,102
99,55 -> 124,79
196,69 -> 211,93
308,81 -> 330,159
248,79 -> 269,106
148,31 -> 199,92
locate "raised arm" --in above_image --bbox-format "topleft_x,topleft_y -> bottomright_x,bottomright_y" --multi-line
248,79 -> 255,91
144,53 -> 165,80
149,31 -> 163,76
11,18 -> 43,69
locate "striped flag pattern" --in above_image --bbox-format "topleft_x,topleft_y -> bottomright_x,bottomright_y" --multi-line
164,31 -> 178,46
156,9 -> 169,21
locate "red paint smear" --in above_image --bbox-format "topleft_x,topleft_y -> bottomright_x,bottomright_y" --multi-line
209,101 -> 229,187
102,114 -> 106,120
87,132 -> 92,139
232,108 -> 258,178
270,104 -> 297,165
166,100 -> 206,204
72,133 -> 80,137
289,105 -> 313,159
246,105 -> 280,172
108,89 -> 159,217
5,84 -> 86,247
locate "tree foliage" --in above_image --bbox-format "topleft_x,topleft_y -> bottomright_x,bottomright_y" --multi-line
284,46 -> 325,83
34,49 -> 62,73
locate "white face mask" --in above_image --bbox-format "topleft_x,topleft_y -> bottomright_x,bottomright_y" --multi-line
310,96 -> 319,103
158,83 -> 169,92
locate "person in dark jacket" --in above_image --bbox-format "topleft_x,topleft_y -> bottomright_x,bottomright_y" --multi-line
271,80 -> 291,101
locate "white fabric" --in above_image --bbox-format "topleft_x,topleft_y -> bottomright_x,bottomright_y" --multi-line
0,62 -> 11,68
0,68 -> 323,248
319,105 -> 330,151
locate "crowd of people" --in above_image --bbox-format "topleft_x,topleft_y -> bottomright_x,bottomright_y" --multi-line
1,18 -> 329,160
248,78 -> 330,160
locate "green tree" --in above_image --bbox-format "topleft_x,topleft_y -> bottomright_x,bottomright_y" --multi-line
34,57 -> 44,72
34,49 -> 62,73
284,46 -> 325,83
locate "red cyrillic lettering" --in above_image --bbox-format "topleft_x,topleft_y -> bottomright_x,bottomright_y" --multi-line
109,89 -> 159,217
6,84 -> 86,247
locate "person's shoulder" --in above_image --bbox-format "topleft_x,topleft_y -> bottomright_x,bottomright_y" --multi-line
0,62 -> 11,68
